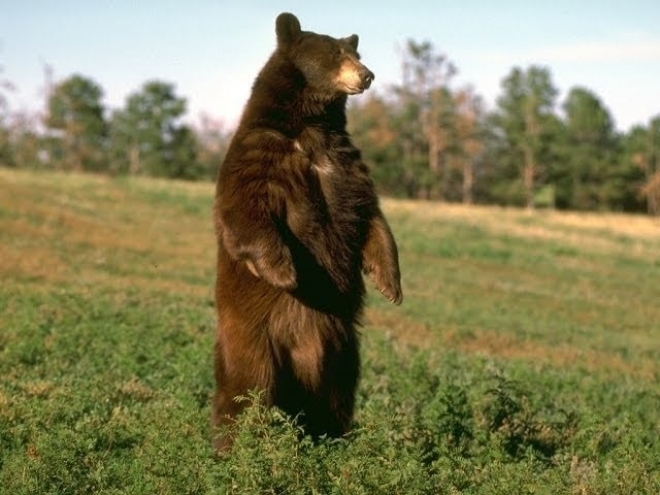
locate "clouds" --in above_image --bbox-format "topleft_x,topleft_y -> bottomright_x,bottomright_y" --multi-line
466,29 -> 660,131
541,34 -> 660,63
482,31 -> 660,64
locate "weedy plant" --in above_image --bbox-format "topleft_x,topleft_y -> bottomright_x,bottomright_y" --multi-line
1,169 -> 659,494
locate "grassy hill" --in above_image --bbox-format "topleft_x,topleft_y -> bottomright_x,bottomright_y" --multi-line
1,168 -> 659,494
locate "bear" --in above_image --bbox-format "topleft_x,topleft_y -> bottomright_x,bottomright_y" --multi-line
211,12 -> 402,453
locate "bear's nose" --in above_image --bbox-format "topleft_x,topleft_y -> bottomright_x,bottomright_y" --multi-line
361,68 -> 375,89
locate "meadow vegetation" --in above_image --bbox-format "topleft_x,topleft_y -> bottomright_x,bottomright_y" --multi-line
1,168 -> 659,494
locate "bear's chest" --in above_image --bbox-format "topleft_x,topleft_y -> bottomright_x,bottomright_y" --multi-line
289,137 -> 367,237
293,137 -> 341,200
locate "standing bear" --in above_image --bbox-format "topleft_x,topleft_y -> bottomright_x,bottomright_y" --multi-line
212,12 -> 402,453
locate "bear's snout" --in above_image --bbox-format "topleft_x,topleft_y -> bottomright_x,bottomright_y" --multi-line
335,60 -> 375,94
360,68 -> 375,90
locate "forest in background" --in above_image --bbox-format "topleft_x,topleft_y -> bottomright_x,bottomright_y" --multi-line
1,40 -> 659,214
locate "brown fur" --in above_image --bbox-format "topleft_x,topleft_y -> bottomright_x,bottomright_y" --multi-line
211,12 -> 402,453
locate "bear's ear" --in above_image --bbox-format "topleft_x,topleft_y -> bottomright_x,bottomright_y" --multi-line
276,13 -> 301,45
343,34 -> 359,50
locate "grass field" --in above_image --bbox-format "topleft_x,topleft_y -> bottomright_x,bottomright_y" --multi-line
1,168 -> 659,494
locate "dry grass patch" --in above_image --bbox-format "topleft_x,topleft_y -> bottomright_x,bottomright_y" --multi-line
384,199 -> 660,260
365,308 -> 657,380
0,169 -> 215,295
384,199 -> 660,240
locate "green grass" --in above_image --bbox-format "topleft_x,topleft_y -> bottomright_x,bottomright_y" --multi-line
1,168 -> 660,494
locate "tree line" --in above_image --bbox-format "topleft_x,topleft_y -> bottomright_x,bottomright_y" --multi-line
348,41 -> 660,214
1,40 -> 659,214
0,72 -> 231,182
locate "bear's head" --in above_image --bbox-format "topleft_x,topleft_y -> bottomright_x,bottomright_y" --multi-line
275,13 -> 375,98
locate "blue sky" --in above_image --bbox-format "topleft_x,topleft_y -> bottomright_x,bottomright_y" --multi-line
3,1 -> 660,132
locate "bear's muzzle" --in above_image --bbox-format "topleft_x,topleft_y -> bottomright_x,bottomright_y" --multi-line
360,67 -> 375,91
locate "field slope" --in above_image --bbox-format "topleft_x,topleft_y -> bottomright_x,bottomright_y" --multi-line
1,168 -> 659,494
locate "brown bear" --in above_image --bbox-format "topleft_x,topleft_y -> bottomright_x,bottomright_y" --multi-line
211,12 -> 402,453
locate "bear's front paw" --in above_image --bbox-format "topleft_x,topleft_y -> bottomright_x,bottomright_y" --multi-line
379,278 -> 402,305
254,247 -> 297,291
367,265 -> 402,305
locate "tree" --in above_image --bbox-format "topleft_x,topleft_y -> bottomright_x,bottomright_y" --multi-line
45,74 -> 108,171
493,66 -> 559,209
168,125 -> 202,180
395,40 -> 456,199
628,116 -> 660,215
7,112 -> 42,169
109,80 -> 197,178
195,113 -> 232,181
558,87 -> 622,210
0,58 -> 43,170
453,87 -> 486,204
0,61 -> 14,167
347,95 -> 408,196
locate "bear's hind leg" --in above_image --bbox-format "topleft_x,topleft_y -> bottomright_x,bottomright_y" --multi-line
211,333 -> 275,454
286,332 -> 360,441
318,345 -> 360,439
